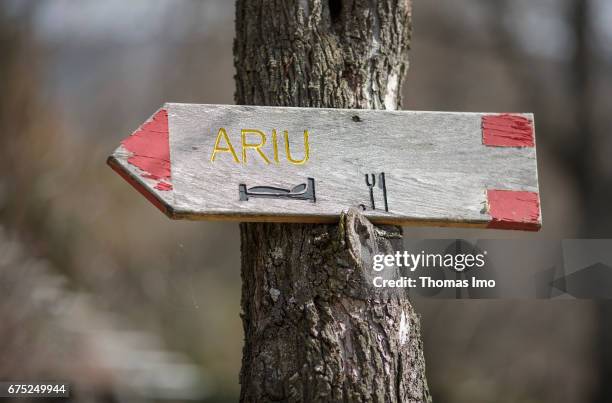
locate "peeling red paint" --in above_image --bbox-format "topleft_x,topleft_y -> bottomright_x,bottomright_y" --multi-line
482,114 -> 534,147
487,190 -> 540,231
121,109 -> 172,190
155,182 -> 173,191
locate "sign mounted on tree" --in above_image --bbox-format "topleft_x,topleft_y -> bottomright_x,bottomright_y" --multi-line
108,103 -> 542,231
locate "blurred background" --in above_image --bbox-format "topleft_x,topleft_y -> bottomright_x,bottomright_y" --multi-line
0,0 -> 611,402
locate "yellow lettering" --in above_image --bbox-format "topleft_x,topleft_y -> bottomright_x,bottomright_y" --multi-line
211,128 -> 311,166
210,128 -> 239,163
241,129 -> 271,164
285,130 -> 310,165
271,129 -> 280,164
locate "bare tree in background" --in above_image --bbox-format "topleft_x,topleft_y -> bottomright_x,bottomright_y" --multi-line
234,0 -> 430,401
570,1 -> 612,401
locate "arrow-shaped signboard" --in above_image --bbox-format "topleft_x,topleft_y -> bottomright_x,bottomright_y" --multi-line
108,103 -> 541,231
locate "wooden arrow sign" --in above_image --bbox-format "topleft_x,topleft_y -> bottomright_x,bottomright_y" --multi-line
108,103 -> 541,231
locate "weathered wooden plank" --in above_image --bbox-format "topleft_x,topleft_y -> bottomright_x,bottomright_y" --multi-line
108,103 -> 541,230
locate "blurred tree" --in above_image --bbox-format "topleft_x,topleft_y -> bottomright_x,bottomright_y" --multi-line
0,4 -> 209,401
565,1 -> 612,401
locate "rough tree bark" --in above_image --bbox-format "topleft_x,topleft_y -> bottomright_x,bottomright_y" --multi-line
234,1 -> 430,401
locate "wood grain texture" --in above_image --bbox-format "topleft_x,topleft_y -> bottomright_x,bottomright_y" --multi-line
109,103 -> 541,230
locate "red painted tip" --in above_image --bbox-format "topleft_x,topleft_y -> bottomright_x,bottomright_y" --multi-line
121,109 -> 172,191
482,114 -> 534,147
487,189 -> 541,231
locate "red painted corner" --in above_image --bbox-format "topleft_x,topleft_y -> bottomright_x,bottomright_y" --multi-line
487,190 -> 541,231
482,114 -> 534,147
121,108 -> 172,191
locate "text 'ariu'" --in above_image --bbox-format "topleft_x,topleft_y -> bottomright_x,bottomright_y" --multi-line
210,128 -> 310,165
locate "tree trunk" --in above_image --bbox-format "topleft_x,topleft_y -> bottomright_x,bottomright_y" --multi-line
234,1 -> 430,401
